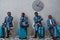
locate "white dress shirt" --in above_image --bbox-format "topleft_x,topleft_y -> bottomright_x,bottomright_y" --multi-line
49,19 -> 52,25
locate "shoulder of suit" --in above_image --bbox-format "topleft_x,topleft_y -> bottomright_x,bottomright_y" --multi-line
38,15 -> 41,17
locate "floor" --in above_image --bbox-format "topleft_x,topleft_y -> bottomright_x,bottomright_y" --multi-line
0,37 -> 60,40
0,37 -> 53,40
0,35 -> 60,40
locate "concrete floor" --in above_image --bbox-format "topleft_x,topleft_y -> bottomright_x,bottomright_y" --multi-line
0,38 -> 53,40
0,36 -> 60,40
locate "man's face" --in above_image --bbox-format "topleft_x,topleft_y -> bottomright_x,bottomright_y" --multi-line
21,13 -> 25,17
48,15 -> 52,19
7,12 -> 11,16
34,12 -> 38,17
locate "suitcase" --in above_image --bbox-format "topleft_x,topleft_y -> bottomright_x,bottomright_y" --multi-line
38,26 -> 45,38
0,26 -> 5,38
18,27 -> 27,39
54,26 -> 60,38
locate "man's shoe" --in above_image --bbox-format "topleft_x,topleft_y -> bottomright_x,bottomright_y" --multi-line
32,36 -> 37,38
6,36 -> 9,38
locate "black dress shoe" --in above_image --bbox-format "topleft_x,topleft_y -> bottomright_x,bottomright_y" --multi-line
32,37 -> 37,38
6,36 -> 9,38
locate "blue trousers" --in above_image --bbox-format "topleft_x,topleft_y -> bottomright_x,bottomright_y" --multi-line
48,26 -> 54,36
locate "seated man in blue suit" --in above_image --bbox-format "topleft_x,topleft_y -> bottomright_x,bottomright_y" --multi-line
47,15 -> 57,40
4,12 -> 14,38
33,12 -> 43,38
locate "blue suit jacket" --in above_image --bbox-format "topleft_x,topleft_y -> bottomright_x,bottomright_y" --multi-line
47,19 -> 57,28
20,16 -> 28,26
4,16 -> 13,28
33,16 -> 43,24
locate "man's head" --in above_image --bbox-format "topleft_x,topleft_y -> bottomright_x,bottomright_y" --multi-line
48,15 -> 52,19
34,12 -> 38,17
21,12 -> 25,17
7,12 -> 11,16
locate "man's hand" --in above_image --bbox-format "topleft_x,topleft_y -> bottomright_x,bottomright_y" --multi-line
37,23 -> 42,26
2,23 -> 5,26
51,24 -> 54,27
53,24 -> 57,26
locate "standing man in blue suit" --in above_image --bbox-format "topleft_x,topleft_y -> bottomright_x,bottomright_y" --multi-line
4,12 -> 14,38
47,15 -> 57,40
33,12 -> 43,38
19,13 -> 29,38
